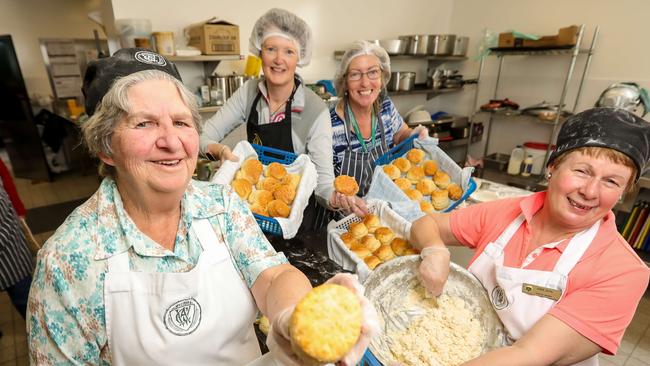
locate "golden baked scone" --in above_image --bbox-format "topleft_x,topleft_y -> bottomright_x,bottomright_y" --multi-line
360,235 -> 381,252
447,183 -> 463,200
340,232 -> 356,249
265,162 -> 287,180
406,166 -> 425,184
257,315 -> 270,335
374,227 -> 395,245
420,200 -> 435,214
248,189 -> 274,207
390,238 -> 409,256
422,160 -> 438,176
348,222 -> 368,239
393,157 -> 412,173
382,164 -> 401,180
258,177 -> 282,192
267,199 -> 291,218
290,284 -> 362,365
406,148 -> 426,164
433,170 -> 451,189
250,204 -> 269,217
364,255 -> 382,270
282,173 -> 302,190
273,184 -> 296,205
241,158 -> 263,183
374,244 -> 396,261
402,248 -> 419,255
352,247 -> 371,259
432,189 -> 450,210
362,214 -> 381,234
416,178 -> 436,196
232,178 -> 252,200
393,177 -> 412,191
404,188 -> 423,201
334,175 -> 359,196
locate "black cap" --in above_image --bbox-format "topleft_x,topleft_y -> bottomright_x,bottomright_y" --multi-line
547,107 -> 650,180
82,48 -> 182,116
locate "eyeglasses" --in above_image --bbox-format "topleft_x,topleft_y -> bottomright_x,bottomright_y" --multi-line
261,46 -> 298,60
347,68 -> 382,81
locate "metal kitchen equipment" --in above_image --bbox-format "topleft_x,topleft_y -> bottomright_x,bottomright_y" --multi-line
387,71 -> 416,91
453,36 -> 469,56
399,35 -> 434,55
596,82 -> 649,117
208,75 -> 228,105
368,39 -> 406,55
227,74 -> 246,96
430,34 -> 456,55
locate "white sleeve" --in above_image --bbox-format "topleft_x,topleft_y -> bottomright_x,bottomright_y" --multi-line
307,107 -> 335,208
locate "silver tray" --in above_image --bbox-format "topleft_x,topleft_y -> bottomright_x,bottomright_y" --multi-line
363,256 -> 508,365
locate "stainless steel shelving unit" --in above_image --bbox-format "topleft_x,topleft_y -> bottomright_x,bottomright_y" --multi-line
475,24 -> 599,179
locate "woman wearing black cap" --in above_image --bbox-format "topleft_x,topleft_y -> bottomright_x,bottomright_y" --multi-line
26,48 -> 376,366
410,108 -> 650,365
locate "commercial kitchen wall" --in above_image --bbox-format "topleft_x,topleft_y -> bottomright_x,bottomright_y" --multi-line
0,0 -> 102,98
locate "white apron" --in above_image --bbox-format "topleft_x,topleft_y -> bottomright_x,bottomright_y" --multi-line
104,218 -> 261,365
468,214 -> 601,366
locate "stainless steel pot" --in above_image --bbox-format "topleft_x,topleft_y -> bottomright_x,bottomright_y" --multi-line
387,71 -> 416,91
430,34 -> 456,55
400,35 -> 433,55
208,76 -> 228,105
369,39 -> 406,55
227,75 -> 246,96
452,36 -> 469,56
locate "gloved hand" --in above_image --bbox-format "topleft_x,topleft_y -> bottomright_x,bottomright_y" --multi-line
411,125 -> 429,139
206,143 -> 239,164
266,306 -> 303,366
330,192 -> 369,217
418,246 -> 451,297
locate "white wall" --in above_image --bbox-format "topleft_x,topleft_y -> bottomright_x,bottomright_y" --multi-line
447,0 -> 650,159
0,0 -> 104,98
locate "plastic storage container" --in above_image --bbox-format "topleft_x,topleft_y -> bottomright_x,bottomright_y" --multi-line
523,142 -> 552,175
507,145 -> 525,175
521,154 -> 534,177
114,19 -> 152,49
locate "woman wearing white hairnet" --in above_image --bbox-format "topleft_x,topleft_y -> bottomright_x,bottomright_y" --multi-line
200,8 -> 340,228
325,40 -> 428,218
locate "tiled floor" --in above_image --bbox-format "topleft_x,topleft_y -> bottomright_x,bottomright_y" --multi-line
1,156 -> 649,365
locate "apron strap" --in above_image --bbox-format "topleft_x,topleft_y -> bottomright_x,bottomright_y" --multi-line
192,218 -> 231,259
553,220 -> 601,276
494,214 -> 526,251
107,251 -> 130,273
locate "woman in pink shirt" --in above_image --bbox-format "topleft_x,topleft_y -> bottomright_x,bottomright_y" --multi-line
411,107 -> 650,366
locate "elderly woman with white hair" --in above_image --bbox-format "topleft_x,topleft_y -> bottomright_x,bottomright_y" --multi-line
200,8 -> 345,228
326,40 -> 428,217
26,48 -> 376,366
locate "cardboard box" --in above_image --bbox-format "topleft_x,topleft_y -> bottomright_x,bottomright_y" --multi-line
187,18 -> 240,55
498,25 -> 579,49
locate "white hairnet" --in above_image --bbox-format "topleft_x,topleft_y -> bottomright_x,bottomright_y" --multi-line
249,8 -> 313,67
334,40 -> 391,97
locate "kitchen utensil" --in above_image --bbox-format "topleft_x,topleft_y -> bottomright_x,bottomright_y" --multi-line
208,76 -> 228,105
521,101 -> 571,119
452,36 -> 469,56
227,74 -> 246,95
399,35 -> 433,55
596,82 -> 649,117
369,39 -> 406,55
387,71 -> 416,91
430,34 -> 456,55
407,110 -> 433,125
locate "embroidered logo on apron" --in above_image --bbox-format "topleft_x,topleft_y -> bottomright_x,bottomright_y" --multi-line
163,298 -> 202,336
491,285 -> 509,310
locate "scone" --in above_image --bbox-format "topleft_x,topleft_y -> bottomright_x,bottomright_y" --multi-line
364,255 -> 382,270
248,189 -> 274,207
390,238 -> 409,256
433,170 -> 451,189
273,184 -> 296,205
393,177 -> 412,191
257,315 -> 270,335
374,245 -> 396,261
334,175 -> 359,196
250,204 -> 269,217
420,200 -> 435,214
352,247 -> 371,259
290,284 -> 362,365
282,173 -> 302,190
431,189 -> 450,210
265,162 -> 287,180
340,232 -> 357,249
447,183 -> 463,200
402,248 -> 419,255
404,188 -> 423,201
359,235 -> 381,252
232,178 -> 252,200
362,214 -> 381,234
348,222 -> 368,239
393,157 -> 412,173
406,148 -> 426,164
416,178 -> 436,196
258,177 -> 282,192
422,160 -> 438,176
406,166 -> 425,184
382,164 -> 401,180
241,158 -> 263,184
267,199 -> 291,218
374,227 -> 395,245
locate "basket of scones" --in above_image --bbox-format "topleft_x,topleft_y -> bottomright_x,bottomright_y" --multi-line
367,135 -> 477,221
327,199 -> 419,282
211,141 -> 317,239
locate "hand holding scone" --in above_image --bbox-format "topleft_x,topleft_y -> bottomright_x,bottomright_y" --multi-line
330,192 -> 368,217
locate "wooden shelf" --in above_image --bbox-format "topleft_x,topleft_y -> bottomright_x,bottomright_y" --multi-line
167,55 -> 242,62
333,51 -> 467,62
198,106 -> 220,113
389,86 -> 463,98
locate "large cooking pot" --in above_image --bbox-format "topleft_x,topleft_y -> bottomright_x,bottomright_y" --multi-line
227,75 -> 246,96
452,36 -> 469,56
399,35 -> 435,55
596,82 -> 650,117
369,39 -> 406,55
387,71 -> 416,91
430,34 -> 456,55
208,76 -> 228,105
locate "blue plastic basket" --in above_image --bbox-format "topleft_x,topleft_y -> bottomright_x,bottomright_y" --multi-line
358,349 -> 382,366
374,135 -> 477,212
251,144 -> 298,236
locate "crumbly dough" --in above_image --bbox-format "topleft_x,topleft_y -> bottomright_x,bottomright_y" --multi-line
388,290 -> 485,366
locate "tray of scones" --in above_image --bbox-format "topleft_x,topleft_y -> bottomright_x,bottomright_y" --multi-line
212,141 -> 317,239
371,135 -> 476,216
327,199 -> 419,282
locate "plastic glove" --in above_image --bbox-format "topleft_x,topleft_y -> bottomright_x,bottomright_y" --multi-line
330,192 -> 369,217
418,246 -> 451,297
411,125 -> 429,139
206,143 -> 239,164
325,273 -> 381,366
266,306 -> 303,366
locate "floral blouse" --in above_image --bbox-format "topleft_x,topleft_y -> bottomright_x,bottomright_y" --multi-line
27,177 -> 287,365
